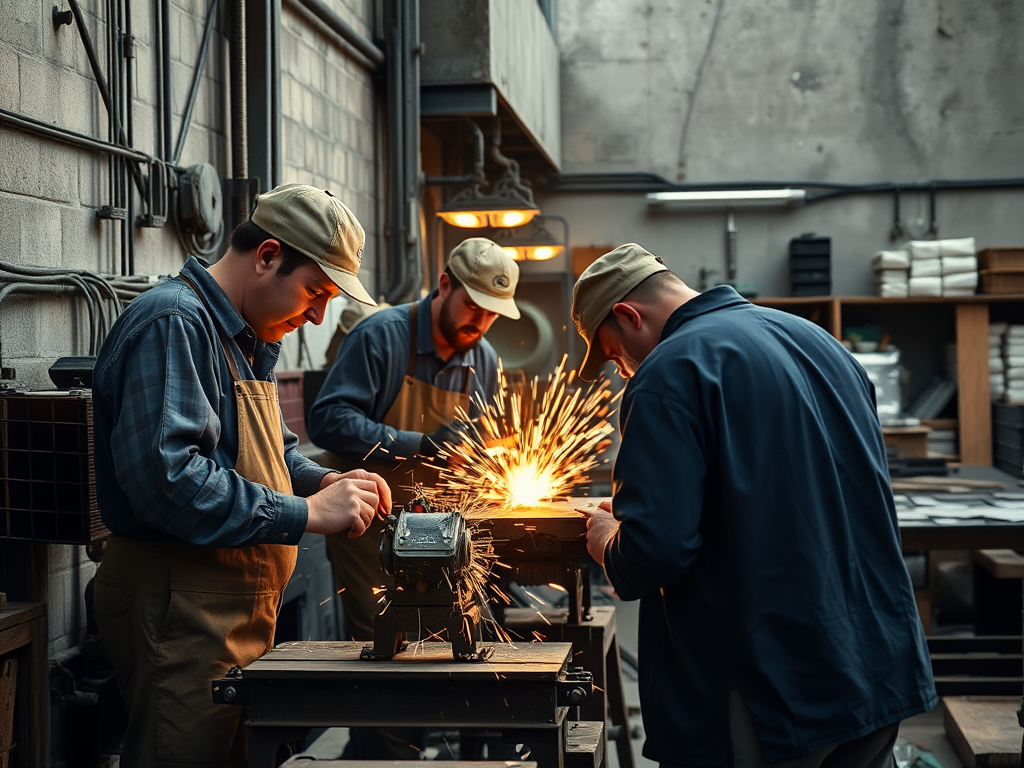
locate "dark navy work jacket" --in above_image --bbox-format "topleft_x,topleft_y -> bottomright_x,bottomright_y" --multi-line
604,286 -> 936,766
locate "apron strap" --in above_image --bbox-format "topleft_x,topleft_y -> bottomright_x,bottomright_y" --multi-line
179,274 -> 244,382
406,303 -> 418,379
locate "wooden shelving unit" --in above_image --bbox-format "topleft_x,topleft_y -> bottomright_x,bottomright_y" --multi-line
0,603 -> 46,768
753,294 -> 1024,466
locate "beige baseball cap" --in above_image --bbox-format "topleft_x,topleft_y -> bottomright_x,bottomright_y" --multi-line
251,183 -> 375,306
446,238 -> 521,319
572,243 -> 668,381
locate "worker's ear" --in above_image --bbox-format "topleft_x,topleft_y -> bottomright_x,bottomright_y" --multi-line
254,239 -> 283,276
438,271 -> 452,300
610,302 -> 643,331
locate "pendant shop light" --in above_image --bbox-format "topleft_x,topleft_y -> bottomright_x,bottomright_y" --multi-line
436,163 -> 540,228
437,119 -> 541,229
493,216 -> 565,261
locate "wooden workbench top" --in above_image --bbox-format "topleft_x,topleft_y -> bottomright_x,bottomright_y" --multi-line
244,640 -> 573,679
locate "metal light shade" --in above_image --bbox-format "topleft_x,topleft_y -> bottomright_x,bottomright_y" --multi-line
437,160 -> 541,229
437,199 -> 540,229
493,221 -> 564,261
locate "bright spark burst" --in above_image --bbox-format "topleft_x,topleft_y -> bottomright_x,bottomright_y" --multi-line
405,360 -> 617,648
431,356 -> 618,509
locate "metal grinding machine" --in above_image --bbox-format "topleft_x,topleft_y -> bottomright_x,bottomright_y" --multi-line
360,501 -> 493,661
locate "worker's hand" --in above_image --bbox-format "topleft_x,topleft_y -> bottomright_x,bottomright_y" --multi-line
419,420 -> 473,462
582,501 -> 619,567
318,472 -> 343,491
305,469 -> 392,538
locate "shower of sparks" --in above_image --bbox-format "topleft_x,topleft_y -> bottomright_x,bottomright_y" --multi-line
400,357 -> 617,648
430,356 -> 618,509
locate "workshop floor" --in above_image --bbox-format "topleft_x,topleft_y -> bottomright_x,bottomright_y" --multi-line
298,596 -> 965,767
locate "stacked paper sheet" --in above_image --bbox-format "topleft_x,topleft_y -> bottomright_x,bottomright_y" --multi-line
990,322 -> 1007,401
908,238 -> 977,296
873,250 -> 909,297
1004,325 -> 1024,403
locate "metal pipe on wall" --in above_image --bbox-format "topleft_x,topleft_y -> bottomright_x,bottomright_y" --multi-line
545,172 -> 1024,198
111,0 -> 127,276
124,0 -> 136,274
230,0 -> 249,228
291,0 -> 384,71
0,108 -> 153,163
382,0 -> 421,304
174,0 -> 221,166
160,0 -> 173,161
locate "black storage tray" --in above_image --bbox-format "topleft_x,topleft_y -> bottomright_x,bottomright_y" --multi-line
995,455 -> 1023,478
993,401 -> 1024,428
791,270 -> 831,285
790,255 -> 831,270
792,284 -> 831,297
789,238 -> 831,257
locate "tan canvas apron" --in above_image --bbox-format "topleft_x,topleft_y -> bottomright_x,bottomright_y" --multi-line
94,276 -> 296,768
322,303 -> 471,641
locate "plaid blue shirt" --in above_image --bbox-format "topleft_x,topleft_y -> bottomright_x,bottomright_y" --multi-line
92,256 -> 330,546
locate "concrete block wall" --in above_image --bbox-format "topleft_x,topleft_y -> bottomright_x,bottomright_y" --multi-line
0,0 -> 229,391
276,0 -> 382,372
1,0 -> 227,657
1,0 -> 384,658
551,0 -> 1024,297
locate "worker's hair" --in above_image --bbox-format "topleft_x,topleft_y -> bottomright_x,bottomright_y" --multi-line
442,266 -> 464,294
229,220 -> 309,277
601,270 -> 683,334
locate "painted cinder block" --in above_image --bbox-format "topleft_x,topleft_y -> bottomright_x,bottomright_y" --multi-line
0,49 -> 20,112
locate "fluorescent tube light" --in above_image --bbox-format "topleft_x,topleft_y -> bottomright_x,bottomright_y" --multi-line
646,189 -> 806,208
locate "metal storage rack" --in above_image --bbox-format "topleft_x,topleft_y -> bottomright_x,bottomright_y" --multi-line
0,391 -> 108,545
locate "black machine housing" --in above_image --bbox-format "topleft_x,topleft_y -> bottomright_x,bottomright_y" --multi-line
361,502 -> 492,661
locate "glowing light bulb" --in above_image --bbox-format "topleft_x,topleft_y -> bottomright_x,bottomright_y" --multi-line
497,210 -> 527,227
501,246 -> 525,261
529,246 -> 558,261
452,212 -> 484,228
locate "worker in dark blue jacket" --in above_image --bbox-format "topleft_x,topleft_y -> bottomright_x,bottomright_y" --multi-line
572,244 -> 936,768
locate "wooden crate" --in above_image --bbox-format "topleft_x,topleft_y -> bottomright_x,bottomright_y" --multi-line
0,658 -> 15,768
881,425 -> 931,458
978,247 -> 1024,271
980,269 -> 1024,295
944,696 -> 1021,767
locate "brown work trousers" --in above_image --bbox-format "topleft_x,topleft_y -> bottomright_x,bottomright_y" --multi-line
94,536 -> 294,767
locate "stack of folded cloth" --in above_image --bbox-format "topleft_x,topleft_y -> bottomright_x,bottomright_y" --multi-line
1003,325 -> 1024,403
907,238 -> 977,297
990,322 -> 1007,401
872,250 -> 909,297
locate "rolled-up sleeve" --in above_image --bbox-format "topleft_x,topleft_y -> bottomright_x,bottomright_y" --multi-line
604,389 -> 708,601
308,326 -> 423,461
108,313 -> 307,546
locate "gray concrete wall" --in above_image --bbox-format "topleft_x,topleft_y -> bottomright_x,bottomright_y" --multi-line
552,0 -> 1024,296
421,0 -> 562,169
0,0 -> 381,656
